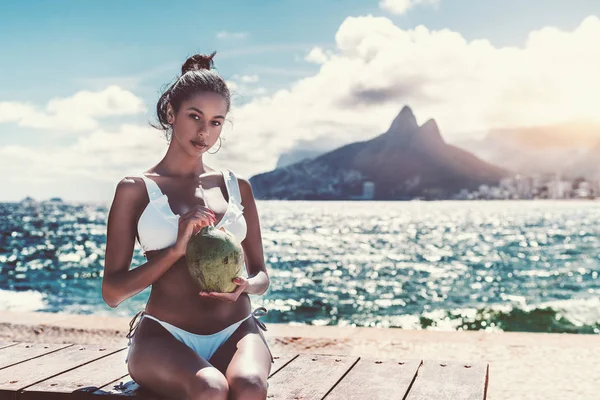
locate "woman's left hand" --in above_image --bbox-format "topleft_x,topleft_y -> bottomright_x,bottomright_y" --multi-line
199,277 -> 248,303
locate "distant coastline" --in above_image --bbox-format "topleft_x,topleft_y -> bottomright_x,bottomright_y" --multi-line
250,106 -> 600,202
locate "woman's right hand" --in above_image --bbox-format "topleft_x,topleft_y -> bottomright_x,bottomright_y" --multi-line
172,205 -> 217,257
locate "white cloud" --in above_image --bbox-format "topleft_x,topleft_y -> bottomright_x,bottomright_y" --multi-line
4,14 -> 600,201
305,47 -> 330,64
0,85 -> 145,132
226,76 -> 267,103
232,74 -> 259,84
0,124 -> 165,181
0,120 -> 244,202
0,123 -> 171,202
216,31 -> 249,40
252,87 -> 268,96
0,102 -> 36,123
379,0 -> 440,15
219,14 -> 600,178
240,74 -> 259,83
225,80 -> 239,91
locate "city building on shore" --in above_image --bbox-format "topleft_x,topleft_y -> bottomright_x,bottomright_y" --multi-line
455,172 -> 599,200
350,181 -> 376,200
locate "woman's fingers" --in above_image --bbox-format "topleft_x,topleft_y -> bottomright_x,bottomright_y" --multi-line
180,209 -> 216,224
177,206 -> 218,238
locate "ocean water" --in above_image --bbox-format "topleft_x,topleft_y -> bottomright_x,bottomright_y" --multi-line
1,200 -> 599,334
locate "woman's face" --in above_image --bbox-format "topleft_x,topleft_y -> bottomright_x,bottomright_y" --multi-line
169,91 -> 228,155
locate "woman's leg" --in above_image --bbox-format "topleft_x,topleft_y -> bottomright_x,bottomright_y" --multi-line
209,317 -> 272,400
127,317 -> 229,400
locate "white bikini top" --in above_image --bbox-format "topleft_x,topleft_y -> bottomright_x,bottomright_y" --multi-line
136,169 -> 247,253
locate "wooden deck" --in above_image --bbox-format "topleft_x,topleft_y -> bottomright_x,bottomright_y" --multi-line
0,341 -> 488,399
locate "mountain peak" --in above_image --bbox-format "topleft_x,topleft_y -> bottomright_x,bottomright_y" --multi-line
399,105 -> 415,118
419,118 -> 445,144
387,105 -> 418,135
250,105 -> 508,200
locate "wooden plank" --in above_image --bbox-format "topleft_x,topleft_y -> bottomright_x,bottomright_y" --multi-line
0,343 -> 488,400
0,344 -> 123,400
323,357 -> 422,400
0,342 -> 73,370
88,375 -> 163,399
405,360 -> 489,400
19,349 -> 130,400
266,353 -> 358,400
88,353 -> 300,399
269,354 -> 298,378
0,342 -> 20,351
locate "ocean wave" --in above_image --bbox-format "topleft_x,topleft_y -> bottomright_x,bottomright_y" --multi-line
417,296 -> 600,334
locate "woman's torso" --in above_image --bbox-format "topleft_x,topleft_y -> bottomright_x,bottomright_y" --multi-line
134,168 -> 250,334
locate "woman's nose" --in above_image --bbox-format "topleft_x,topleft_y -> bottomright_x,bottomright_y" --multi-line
196,121 -> 209,135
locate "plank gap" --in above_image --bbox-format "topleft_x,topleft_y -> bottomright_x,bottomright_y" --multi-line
0,343 -> 75,371
402,359 -> 424,400
267,354 -> 300,378
483,364 -> 489,400
0,343 -> 20,351
321,356 -> 362,400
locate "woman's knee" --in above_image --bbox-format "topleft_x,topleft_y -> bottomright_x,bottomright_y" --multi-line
186,368 -> 229,400
228,372 -> 268,399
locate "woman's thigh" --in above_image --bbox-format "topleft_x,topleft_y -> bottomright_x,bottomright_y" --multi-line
209,317 -> 272,378
127,317 -> 228,400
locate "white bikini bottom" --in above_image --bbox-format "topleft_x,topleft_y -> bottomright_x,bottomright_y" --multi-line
125,306 -> 274,365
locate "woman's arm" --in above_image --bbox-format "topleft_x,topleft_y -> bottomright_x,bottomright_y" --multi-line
102,177 -> 182,308
238,177 -> 270,295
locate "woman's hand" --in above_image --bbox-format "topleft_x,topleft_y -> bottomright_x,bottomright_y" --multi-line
172,205 -> 217,257
199,277 -> 249,303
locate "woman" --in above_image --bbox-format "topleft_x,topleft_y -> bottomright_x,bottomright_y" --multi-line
102,51 -> 274,400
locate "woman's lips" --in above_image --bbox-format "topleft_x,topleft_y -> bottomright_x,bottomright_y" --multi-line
191,141 -> 207,150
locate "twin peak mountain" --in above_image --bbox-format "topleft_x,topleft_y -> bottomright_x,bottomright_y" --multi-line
249,106 -> 508,200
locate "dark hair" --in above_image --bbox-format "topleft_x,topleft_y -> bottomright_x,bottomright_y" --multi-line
154,51 -> 231,138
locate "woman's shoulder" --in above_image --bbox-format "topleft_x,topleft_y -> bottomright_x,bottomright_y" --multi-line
116,174 -> 146,190
106,176 -> 149,227
112,175 -> 147,204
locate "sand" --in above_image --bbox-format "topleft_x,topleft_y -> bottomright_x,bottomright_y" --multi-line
0,310 -> 598,400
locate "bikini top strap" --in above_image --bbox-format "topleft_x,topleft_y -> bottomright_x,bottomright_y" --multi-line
140,175 -> 164,202
225,169 -> 243,205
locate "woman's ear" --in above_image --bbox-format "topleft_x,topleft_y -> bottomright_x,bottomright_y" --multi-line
166,103 -> 175,125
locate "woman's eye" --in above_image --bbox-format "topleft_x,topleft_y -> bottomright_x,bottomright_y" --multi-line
190,115 -> 219,126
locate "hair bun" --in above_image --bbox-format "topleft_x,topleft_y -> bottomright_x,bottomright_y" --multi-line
181,51 -> 217,75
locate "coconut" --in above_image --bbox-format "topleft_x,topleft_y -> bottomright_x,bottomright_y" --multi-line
185,226 -> 244,293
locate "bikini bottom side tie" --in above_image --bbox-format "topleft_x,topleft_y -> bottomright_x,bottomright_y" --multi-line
251,306 -> 275,364
126,309 -> 146,347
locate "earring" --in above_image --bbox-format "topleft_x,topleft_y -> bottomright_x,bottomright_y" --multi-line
207,137 -> 222,154
166,126 -> 173,144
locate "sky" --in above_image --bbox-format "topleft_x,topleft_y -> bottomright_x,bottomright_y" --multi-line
1,0 -> 599,203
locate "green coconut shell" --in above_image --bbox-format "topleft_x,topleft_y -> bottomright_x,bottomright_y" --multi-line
185,226 -> 244,293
